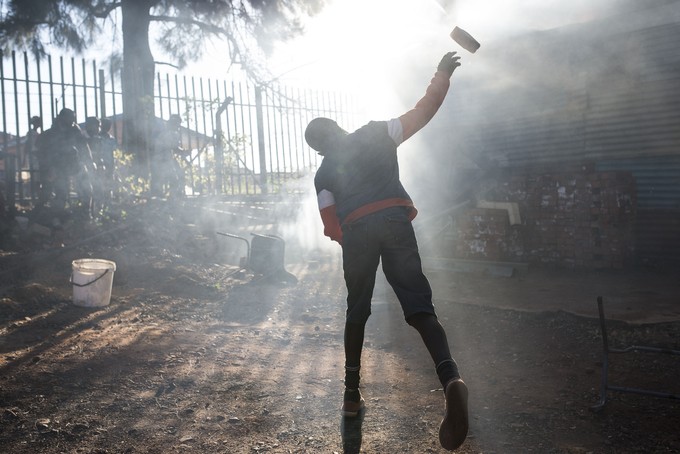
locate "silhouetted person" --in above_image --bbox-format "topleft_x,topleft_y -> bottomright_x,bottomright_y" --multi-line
150,114 -> 186,198
306,51 -> 469,451
99,119 -> 117,177
99,118 -> 118,202
22,116 -> 42,201
84,116 -> 107,214
84,117 -> 102,157
36,108 -> 94,216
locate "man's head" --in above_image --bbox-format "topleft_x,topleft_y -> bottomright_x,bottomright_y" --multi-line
85,116 -> 100,135
100,118 -> 112,133
29,116 -> 42,129
305,117 -> 346,155
56,108 -> 76,128
168,114 -> 182,130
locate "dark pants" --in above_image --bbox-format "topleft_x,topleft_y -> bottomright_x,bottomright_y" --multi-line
342,207 -> 435,325
341,207 -> 458,388
150,153 -> 185,198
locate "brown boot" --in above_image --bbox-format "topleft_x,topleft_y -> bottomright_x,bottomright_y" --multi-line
439,378 -> 469,451
341,388 -> 365,417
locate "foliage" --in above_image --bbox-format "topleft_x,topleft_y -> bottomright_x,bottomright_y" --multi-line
193,132 -> 253,195
0,0 -> 326,82
113,148 -> 148,200
112,133 -> 258,197
0,0 -> 327,161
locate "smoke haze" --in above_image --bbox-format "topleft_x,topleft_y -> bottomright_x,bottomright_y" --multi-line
267,0 -> 680,250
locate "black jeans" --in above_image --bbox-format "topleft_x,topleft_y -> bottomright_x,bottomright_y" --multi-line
340,207 -> 459,387
342,207 -> 436,324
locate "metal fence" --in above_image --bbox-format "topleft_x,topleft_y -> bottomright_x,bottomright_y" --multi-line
0,51 -> 358,208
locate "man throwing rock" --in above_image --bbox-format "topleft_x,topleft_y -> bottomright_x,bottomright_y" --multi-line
305,51 -> 469,451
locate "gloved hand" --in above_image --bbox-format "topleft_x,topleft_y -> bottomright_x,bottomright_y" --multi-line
437,51 -> 461,77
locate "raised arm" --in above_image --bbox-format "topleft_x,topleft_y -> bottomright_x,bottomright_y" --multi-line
398,52 -> 461,143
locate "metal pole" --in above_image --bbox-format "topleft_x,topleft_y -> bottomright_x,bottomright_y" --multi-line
82,59 -> 88,118
591,296 -> 610,412
9,51 -> 19,211
92,61 -> 98,117
21,52 -> 32,202
110,64 -> 119,143
58,56 -> 65,113
227,80 -> 236,194
190,76 -> 198,192
240,81 -> 250,194
0,51 -> 8,215
99,69 -> 107,118
198,77 -> 209,193
48,56 -> 55,121
70,57 -> 77,114
591,296 -> 680,413
156,73 -> 163,119
214,97 -> 231,195
254,86 -> 268,194
206,78 -> 216,194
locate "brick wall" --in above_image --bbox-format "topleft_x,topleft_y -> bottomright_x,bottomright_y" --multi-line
449,170 -> 636,269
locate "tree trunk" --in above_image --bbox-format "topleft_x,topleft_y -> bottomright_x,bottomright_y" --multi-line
121,0 -> 156,170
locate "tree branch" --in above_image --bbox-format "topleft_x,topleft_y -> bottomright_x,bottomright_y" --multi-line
155,60 -> 180,69
88,2 -> 123,19
149,15 -> 227,36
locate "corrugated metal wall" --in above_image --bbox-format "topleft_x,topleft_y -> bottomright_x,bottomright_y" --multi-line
450,19 -> 680,265
585,77 -> 680,160
597,156 -> 680,265
487,22 -> 680,166
586,22 -> 680,265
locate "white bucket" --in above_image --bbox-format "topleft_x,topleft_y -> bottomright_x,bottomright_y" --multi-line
71,259 -> 116,307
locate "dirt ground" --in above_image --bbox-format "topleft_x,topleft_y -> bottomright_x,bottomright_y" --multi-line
1,199 -> 679,454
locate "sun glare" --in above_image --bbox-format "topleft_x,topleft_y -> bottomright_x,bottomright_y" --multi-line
260,0 -> 620,132
270,0 -> 451,119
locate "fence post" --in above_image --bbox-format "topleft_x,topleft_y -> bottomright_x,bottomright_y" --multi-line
99,69 -> 106,118
8,51 -> 19,213
254,86 -> 267,194
214,98 -> 232,195
0,50 -> 8,214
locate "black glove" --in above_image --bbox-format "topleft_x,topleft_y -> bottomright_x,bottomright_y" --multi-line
437,51 -> 461,77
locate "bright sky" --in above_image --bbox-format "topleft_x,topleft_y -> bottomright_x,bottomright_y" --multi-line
2,0 -> 626,133
265,0 -> 628,248
257,0 -> 622,120
84,0 -> 623,106
3,0 -> 635,95
267,0 -> 622,81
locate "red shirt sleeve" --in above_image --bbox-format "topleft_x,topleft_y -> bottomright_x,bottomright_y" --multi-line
319,205 -> 342,244
398,71 -> 451,142
317,189 -> 342,244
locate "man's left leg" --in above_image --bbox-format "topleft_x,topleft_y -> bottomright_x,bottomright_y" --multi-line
380,214 -> 469,450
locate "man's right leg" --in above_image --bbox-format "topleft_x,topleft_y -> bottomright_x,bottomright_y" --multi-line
341,271 -> 376,417
341,220 -> 380,417
344,321 -> 364,388
342,320 -> 366,417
